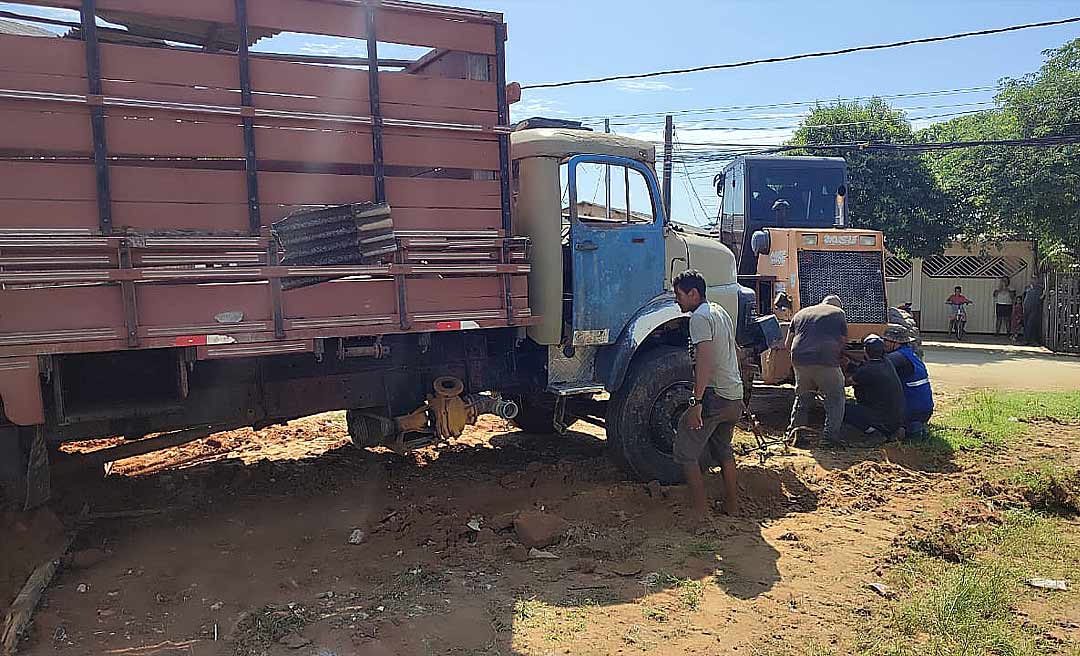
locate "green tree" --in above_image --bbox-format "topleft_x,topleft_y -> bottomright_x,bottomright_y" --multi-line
786,98 -> 954,257
920,38 -> 1080,266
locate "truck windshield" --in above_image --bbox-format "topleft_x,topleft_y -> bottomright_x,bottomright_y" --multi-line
747,166 -> 844,226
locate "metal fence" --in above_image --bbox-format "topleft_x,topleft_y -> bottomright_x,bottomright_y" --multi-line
1045,272 -> 1080,353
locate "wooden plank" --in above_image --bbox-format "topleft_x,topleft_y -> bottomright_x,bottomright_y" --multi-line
406,276 -> 526,312
0,201 -> 503,233
254,171 -> 502,208
388,207 -> 502,231
282,276 -> 525,321
0,162 -> 97,201
0,70 -> 86,96
0,103 -> 90,154
0,163 -> 500,220
247,0 -> 498,54
14,0 -> 498,52
0,104 -> 246,160
249,60 -> 497,111
385,176 -> 501,209
0,285 -> 124,333
0,34 -> 84,77
1,505 -> 88,656
255,124 -> 499,169
137,283 -> 272,329
283,278 -> 397,319
100,41 -> 237,89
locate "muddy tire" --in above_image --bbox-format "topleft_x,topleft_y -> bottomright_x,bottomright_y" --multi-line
511,393 -> 558,434
0,426 -> 49,511
608,345 -> 694,484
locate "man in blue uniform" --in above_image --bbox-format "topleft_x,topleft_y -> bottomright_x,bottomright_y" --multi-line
883,325 -> 934,439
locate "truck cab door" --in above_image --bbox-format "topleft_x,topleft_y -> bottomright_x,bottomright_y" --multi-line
566,155 -> 665,346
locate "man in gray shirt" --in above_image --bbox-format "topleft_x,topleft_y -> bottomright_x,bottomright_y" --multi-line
672,269 -> 744,517
785,295 -> 848,443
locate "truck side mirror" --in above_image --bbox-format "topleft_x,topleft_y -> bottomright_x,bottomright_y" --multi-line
713,173 -> 725,197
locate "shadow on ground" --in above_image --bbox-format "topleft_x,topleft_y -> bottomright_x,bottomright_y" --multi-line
746,385 -> 962,475
26,420 -> 815,655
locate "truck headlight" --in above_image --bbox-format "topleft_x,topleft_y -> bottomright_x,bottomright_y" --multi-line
802,234 -> 818,246
859,235 -> 877,246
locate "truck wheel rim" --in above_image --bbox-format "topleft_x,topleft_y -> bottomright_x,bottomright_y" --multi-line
649,382 -> 693,455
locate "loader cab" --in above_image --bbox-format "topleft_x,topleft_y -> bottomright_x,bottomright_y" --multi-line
717,155 -> 847,276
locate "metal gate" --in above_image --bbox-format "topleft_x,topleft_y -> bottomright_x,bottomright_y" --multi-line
1045,272 -> 1080,353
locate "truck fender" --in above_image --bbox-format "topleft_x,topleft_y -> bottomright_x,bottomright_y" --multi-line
597,292 -> 688,394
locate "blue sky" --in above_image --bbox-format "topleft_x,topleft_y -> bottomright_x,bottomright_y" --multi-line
479,0 -> 1079,224
4,0 -> 1077,225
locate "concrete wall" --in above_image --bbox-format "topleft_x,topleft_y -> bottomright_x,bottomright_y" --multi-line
886,241 -> 1035,334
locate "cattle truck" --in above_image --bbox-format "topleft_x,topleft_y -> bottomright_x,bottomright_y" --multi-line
0,0 -> 777,508
714,155 -> 888,383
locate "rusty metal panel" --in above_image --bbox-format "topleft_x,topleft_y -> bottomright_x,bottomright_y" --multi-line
0,357 -> 45,425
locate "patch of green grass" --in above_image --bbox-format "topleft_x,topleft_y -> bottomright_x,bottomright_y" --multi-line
642,605 -> 669,623
683,538 -> 721,560
1011,464 -> 1080,514
929,390 -> 1080,452
748,640 -> 838,656
893,560 -> 1034,656
232,604 -> 314,656
654,571 -> 706,610
513,597 -> 545,624
511,597 -> 590,643
864,507 -> 1080,656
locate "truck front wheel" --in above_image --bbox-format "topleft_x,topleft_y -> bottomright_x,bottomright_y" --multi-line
607,345 -> 694,484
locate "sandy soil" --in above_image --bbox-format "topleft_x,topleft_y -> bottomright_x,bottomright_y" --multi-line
923,344 -> 1080,391
4,385 -> 1076,656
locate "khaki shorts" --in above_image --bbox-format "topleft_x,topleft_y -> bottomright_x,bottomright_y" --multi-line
673,391 -> 745,466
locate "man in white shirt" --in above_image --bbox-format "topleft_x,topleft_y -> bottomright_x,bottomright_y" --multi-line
672,269 -> 745,517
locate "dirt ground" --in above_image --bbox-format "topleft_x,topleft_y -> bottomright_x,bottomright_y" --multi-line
923,342 -> 1080,392
4,385 -> 1077,656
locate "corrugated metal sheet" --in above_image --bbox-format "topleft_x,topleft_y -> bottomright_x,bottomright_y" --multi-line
273,203 -> 395,290
0,18 -> 55,38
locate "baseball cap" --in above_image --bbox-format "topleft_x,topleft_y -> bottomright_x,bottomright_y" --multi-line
863,333 -> 886,357
822,295 -> 843,308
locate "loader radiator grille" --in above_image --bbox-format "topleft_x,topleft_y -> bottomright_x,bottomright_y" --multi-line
798,250 -> 887,324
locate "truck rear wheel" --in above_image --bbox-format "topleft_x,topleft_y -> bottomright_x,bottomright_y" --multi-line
0,426 -> 50,511
607,345 -> 694,484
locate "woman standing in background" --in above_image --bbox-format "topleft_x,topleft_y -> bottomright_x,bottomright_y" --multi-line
993,276 -> 1014,336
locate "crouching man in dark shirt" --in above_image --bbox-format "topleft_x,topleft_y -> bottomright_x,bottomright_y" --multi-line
842,334 -> 906,442
883,325 -> 934,439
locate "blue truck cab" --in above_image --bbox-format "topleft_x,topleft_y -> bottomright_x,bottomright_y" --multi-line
510,127 -> 778,482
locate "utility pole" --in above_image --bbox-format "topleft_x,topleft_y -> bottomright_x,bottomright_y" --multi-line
662,115 -> 673,222
604,118 -> 611,219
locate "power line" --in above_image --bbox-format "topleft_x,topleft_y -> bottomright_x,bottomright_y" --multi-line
673,127 -> 712,223
599,92 -> 1080,129
571,85 -> 999,122
662,134 -> 1080,160
522,16 -> 1080,90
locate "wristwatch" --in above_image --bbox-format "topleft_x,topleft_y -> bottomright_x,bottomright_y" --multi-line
688,396 -> 698,407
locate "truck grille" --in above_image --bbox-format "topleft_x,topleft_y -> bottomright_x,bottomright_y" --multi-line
798,250 -> 887,324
